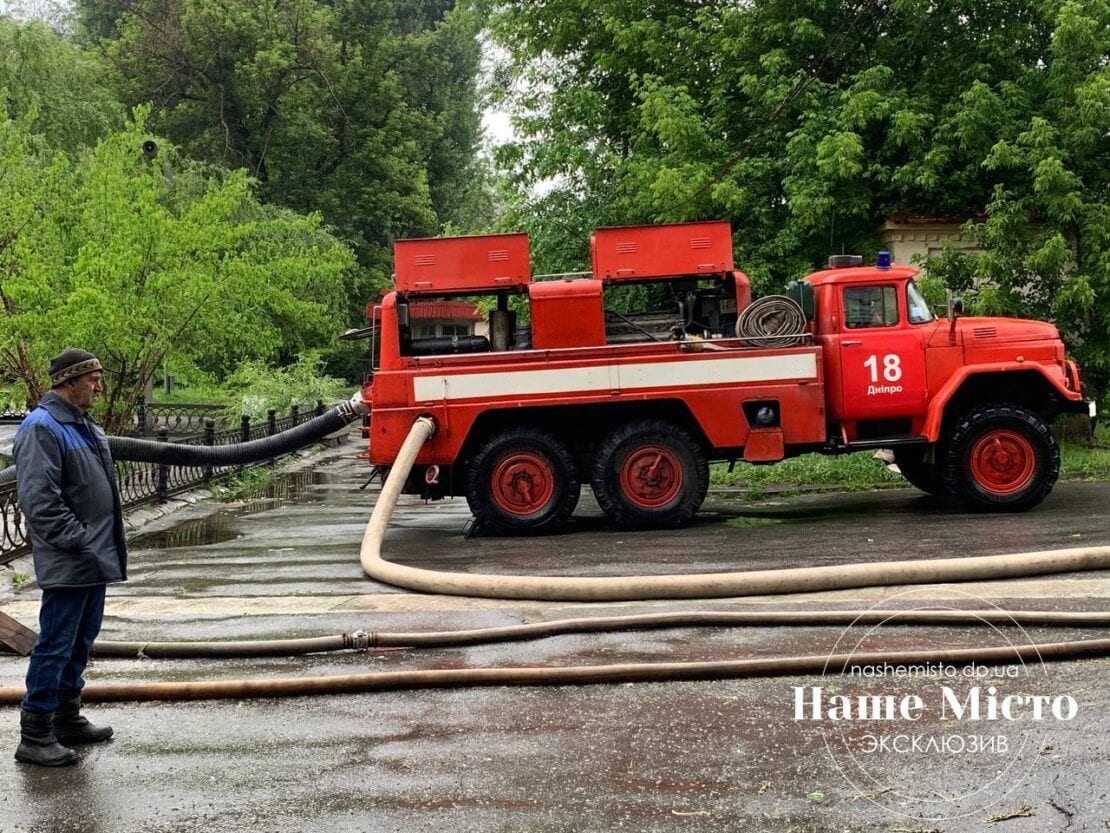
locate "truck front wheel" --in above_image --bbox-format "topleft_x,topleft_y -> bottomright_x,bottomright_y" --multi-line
591,420 -> 708,529
466,427 -> 581,535
943,404 -> 1059,512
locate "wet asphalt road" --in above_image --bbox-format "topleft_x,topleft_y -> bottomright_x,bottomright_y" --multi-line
0,447 -> 1107,833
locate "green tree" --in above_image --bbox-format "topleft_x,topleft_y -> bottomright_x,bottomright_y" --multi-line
490,0 -> 1108,393
80,0 -> 490,319
924,2 -> 1110,400
0,107 -> 356,432
0,17 -> 124,154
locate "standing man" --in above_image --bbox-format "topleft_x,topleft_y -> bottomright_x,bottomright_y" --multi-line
13,349 -> 126,766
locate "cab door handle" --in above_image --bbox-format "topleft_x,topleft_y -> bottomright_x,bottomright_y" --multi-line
842,340 -> 862,346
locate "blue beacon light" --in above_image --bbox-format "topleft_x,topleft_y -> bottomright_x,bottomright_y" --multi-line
876,250 -> 892,270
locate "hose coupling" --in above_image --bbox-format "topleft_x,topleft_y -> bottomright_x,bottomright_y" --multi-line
415,415 -> 437,438
347,630 -> 370,650
338,399 -> 370,421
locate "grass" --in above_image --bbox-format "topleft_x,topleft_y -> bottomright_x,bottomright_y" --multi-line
711,451 -> 904,492
710,424 -> 1110,493
9,572 -> 30,590
1059,427 -> 1110,478
220,466 -> 276,501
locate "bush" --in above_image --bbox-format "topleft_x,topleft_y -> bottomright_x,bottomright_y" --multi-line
223,353 -> 351,420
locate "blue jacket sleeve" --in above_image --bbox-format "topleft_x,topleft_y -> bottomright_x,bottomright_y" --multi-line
14,422 -> 87,551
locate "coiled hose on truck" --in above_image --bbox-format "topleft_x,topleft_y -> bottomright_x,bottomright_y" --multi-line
735,295 -> 807,348
2,415 -> 1108,705
0,400 -> 368,487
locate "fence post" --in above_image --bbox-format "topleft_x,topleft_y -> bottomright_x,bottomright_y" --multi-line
203,418 -> 215,482
290,404 -> 299,425
315,399 -> 325,417
241,415 -> 251,443
156,428 -> 170,501
137,401 -> 147,434
267,409 -> 277,436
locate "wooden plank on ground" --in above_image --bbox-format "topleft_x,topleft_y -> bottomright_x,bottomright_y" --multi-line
0,610 -> 36,656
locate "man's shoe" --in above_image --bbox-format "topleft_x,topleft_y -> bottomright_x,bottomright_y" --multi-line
54,698 -> 113,745
14,710 -> 79,767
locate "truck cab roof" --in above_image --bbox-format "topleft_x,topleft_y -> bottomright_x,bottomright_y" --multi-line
802,264 -> 919,287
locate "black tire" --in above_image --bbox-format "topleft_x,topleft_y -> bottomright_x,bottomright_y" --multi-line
893,445 -> 948,496
591,420 -> 708,529
943,404 -> 1059,512
465,427 -> 580,535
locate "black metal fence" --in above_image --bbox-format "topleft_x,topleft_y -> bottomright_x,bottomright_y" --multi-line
132,402 -> 229,436
1,402 -> 331,566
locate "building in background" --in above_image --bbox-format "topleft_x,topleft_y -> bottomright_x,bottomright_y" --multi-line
878,216 -> 979,270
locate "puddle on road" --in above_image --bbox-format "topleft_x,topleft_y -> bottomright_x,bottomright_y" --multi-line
229,468 -> 343,506
131,514 -> 240,549
131,469 -> 342,549
724,516 -> 783,528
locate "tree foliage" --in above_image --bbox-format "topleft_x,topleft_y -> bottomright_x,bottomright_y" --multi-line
0,17 -> 124,153
79,0 -> 491,314
0,106 -> 355,432
490,0 -> 1109,391
223,351 -> 349,420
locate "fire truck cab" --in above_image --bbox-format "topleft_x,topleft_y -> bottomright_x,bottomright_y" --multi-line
362,223 -> 1092,535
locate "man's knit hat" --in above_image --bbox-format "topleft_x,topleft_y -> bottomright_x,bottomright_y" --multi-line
49,348 -> 102,388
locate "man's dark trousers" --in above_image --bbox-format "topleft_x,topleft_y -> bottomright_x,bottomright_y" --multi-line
22,586 -> 106,713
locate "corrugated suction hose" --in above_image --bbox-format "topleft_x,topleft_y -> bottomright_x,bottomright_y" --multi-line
0,401 -> 368,487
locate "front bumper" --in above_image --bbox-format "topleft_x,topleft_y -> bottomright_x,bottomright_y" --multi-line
1059,397 -> 1097,419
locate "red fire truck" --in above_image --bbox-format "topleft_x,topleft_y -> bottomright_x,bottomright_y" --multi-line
361,221 -> 1093,534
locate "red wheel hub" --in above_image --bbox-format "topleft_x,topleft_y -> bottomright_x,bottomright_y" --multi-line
620,445 -> 682,509
970,430 -> 1036,494
490,452 -> 554,515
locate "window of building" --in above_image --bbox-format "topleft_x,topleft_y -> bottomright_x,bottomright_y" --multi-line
441,324 -> 471,337
844,286 -> 899,329
414,323 -> 437,339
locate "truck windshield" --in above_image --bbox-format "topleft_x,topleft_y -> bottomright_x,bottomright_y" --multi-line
907,281 -> 934,324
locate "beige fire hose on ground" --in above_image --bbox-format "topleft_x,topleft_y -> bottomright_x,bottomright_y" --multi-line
360,418 -> 1110,601
2,415 -> 1108,704
4,639 -> 1110,703
84,609 -> 1110,659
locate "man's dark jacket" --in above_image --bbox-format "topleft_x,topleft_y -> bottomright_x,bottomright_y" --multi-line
13,391 -> 127,588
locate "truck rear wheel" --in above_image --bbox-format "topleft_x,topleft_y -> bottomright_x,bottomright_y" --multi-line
893,446 -> 948,496
591,420 -> 708,529
466,427 -> 580,535
943,404 -> 1059,512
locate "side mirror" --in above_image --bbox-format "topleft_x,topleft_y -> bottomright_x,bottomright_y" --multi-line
947,295 -> 963,344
